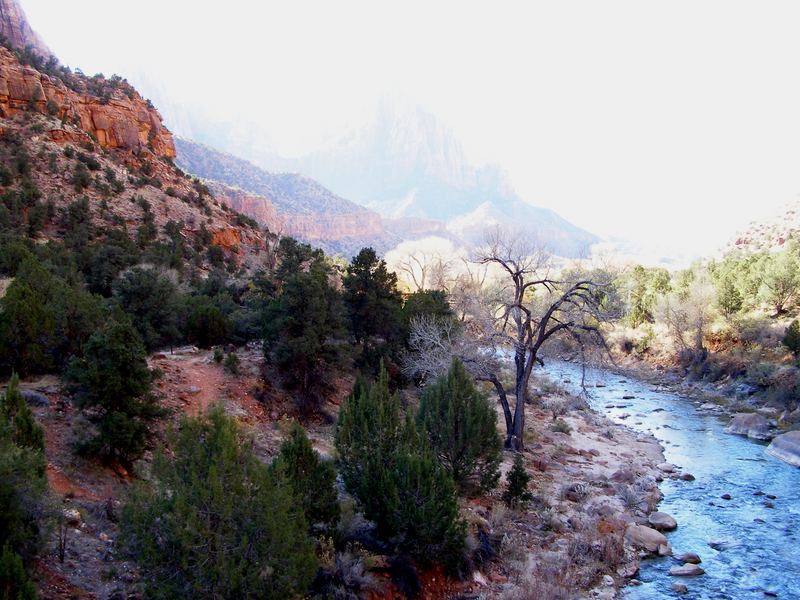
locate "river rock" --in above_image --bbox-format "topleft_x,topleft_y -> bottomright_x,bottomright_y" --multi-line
725,413 -> 772,441
669,564 -> 705,577
648,512 -> 678,531
675,552 -> 701,564
602,574 -> 614,586
680,473 -> 696,481
766,430 -> 800,467
657,463 -> 676,473
625,524 -> 669,553
671,583 -> 689,594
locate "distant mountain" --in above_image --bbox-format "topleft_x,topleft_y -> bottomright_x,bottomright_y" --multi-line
175,137 -> 402,257
130,81 -> 599,257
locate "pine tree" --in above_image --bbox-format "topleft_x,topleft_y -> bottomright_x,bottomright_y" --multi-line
343,248 -> 403,373
0,545 -> 38,600
335,367 -> 465,568
716,275 -> 743,319
502,453 -> 533,508
417,359 -> 501,495
270,422 -> 340,533
67,321 -> 163,467
1,374 -> 44,456
263,252 -> 347,414
121,407 -> 317,600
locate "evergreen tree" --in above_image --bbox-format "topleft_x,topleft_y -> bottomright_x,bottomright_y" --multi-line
186,301 -> 230,348
417,359 -> 501,495
716,274 -> 743,319
67,321 -> 163,467
0,545 -> 37,600
343,247 -> 403,344
121,408 -> 317,600
263,252 -> 347,414
783,320 -> 800,358
270,422 -> 339,533
0,432 -> 47,562
335,367 -> 465,568
111,267 -> 180,351
502,454 -> 533,508
1,374 -> 44,455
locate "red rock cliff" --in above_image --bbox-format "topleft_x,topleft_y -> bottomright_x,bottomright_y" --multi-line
0,0 -> 51,58
0,46 -> 175,158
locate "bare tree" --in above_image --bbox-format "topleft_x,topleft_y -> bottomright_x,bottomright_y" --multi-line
396,249 -> 455,292
405,228 -> 608,450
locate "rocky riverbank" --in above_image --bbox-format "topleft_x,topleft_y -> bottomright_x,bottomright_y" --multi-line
475,379 -> 683,600
588,355 -> 800,468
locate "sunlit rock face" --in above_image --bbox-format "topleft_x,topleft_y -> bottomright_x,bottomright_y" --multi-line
0,0 -> 51,58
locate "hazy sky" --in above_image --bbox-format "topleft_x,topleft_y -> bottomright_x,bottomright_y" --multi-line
21,0 -> 800,260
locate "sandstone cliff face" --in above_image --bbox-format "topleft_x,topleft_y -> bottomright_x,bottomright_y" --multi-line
0,0 -> 51,58
0,47 -> 175,158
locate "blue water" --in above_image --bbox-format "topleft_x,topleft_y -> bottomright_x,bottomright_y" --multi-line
545,361 -> 800,599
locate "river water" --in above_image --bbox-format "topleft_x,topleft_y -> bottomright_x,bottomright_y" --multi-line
544,361 -> 800,600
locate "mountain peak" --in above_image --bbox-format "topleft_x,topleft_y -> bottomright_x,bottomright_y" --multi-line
0,0 -> 51,58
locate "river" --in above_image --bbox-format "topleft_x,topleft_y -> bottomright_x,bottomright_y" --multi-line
544,360 -> 800,599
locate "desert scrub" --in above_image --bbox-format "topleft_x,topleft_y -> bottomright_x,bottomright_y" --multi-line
550,418 -> 572,434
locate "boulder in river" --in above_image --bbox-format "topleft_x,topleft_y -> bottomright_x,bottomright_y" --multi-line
625,524 -> 668,553
669,564 -> 705,577
766,430 -> 800,468
671,582 -> 689,594
648,511 -> 678,531
675,552 -> 701,564
724,413 -> 772,441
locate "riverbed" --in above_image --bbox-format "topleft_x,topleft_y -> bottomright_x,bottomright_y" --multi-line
545,361 -> 800,599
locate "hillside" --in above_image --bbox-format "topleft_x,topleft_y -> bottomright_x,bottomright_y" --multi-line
134,88 -> 600,257
0,37 -> 270,271
728,200 -> 800,253
175,137 -> 398,257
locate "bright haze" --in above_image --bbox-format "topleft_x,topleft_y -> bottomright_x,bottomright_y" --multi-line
23,0 -> 800,262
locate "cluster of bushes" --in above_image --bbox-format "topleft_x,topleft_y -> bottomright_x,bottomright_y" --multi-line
0,375 -> 48,598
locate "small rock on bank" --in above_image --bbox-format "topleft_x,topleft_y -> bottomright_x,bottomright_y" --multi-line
766,430 -> 800,468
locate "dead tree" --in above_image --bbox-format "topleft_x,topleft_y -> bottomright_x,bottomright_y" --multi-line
404,228 -> 608,450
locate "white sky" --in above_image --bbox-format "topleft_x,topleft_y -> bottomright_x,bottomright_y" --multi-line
20,0 -> 800,261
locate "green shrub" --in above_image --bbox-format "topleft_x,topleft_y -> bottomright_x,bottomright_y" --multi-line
270,422 -> 339,533
186,302 -> 230,348
223,352 -> 240,375
212,347 -> 224,363
417,359 -> 501,495
502,454 -> 533,508
550,418 -> 572,435
335,367 -> 465,568
783,320 -> 800,358
120,407 -> 317,599
0,544 -> 37,600
1,374 -> 44,453
67,321 -> 163,467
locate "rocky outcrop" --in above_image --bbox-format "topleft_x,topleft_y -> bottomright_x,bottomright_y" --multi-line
0,47 -> 175,158
766,430 -> 800,467
725,413 -> 773,441
0,0 -> 51,58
